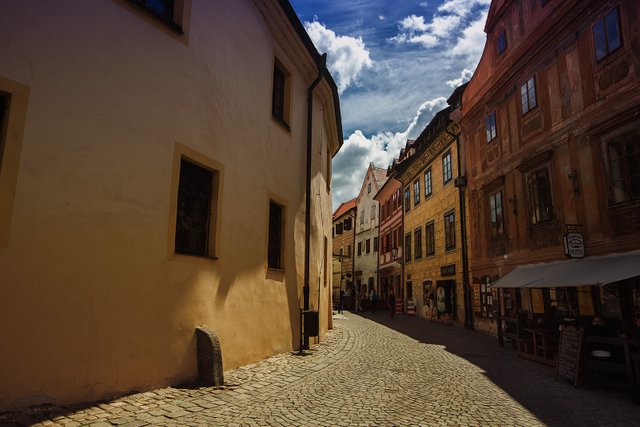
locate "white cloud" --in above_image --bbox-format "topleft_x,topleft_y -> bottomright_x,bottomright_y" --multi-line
332,96 -> 448,207
449,10 -> 488,67
399,14 -> 428,32
446,68 -> 474,88
407,33 -> 439,48
304,21 -> 373,94
438,0 -> 491,14
427,14 -> 462,38
390,0 -> 490,51
378,15 -> 386,21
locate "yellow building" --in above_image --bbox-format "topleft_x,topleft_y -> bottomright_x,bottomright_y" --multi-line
390,97 -> 471,326
0,0 -> 342,410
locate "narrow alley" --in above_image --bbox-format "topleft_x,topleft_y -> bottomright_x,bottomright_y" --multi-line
2,314 -> 639,427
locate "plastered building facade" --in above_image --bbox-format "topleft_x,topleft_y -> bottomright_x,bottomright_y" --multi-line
0,0 -> 342,410
354,164 -> 387,298
390,106 -> 470,324
461,0 -> 640,337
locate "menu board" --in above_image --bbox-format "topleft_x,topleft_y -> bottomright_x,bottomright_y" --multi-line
473,283 -> 481,313
555,327 -> 583,387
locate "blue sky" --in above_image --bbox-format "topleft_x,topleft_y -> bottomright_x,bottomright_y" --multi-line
289,0 -> 491,208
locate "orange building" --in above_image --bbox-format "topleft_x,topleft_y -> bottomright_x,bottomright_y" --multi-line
332,198 -> 357,305
460,0 -> 640,364
0,0 -> 342,410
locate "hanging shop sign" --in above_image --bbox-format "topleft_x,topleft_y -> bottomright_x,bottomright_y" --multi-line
563,224 -> 585,258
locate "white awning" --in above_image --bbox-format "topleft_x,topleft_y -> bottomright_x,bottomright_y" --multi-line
491,250 -> 640,289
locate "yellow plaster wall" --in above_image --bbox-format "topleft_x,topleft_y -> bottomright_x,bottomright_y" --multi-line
402,141 -> 467,323
0,0 -> 337,410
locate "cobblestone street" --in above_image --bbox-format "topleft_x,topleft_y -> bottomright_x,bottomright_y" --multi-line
2,312 -> 640,427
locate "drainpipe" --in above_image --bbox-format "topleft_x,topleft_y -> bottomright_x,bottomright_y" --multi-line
303,53 -> 327,350
447,127 -> 473,330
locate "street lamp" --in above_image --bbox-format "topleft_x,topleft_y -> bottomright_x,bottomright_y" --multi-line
391,246 -> 398,259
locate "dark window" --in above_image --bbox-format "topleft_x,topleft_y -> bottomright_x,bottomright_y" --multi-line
268,200 -> 284,269
127,0 -> 183,34
347,244 -> 352,257
489,189 -> 505,237
374,236 -> 379,252
485,111 -> 497,143
343,217 -> 352,231
424,168 -> 432,197
413,179 -> 420,206
366,238 -> 371,254
405,233 -> 412,262
360,210 -> 364,226
444,211 -> 456,251
593,7 -> 622,61
520,77 -> 537,114
371,205 -> 376,220
443,150 -> 453,183
381,204 -> 386,220
272,63 -> 287,125
335,222 -> 343,235
0,93 -> 7,168
480,282 -> 494,318
414,227 -> 422,260
497,30 -> 507,55
357,241 -> 362,256
367,183 -> 371,193
527,168 -> 554,225
175,159 -> 213,256
425,221 -> 435,256
606,131 -> 640,204
405,187 -> 411,212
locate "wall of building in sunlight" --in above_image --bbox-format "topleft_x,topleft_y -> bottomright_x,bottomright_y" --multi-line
0,0 -> 341,411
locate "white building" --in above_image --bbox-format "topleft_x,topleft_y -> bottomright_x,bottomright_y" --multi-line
353,164 -> 388,305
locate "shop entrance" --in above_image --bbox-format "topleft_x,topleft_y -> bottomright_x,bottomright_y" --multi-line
435,280 -> 456,319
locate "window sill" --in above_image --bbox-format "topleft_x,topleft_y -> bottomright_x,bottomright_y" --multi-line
272,114 -> 291,132
172,252 -> 218,262
528,219 -> 557,229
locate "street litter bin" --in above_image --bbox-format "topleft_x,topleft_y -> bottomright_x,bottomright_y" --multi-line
304,310 -> 319,337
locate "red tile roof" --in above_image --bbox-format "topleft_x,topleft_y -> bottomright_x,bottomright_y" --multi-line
333,198 -> 356,220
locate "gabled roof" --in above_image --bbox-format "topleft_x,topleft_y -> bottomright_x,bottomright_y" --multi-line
356,163 -> 388,202
371,166 -> 388,189
333,198 -> 356,220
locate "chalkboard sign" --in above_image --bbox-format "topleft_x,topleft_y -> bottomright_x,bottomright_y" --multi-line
555,327 -> 583,387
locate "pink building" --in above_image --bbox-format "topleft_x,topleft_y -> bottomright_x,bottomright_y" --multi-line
374,177 -> 404,312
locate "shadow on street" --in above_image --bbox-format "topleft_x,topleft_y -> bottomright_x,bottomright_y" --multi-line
357,310 -> 640,427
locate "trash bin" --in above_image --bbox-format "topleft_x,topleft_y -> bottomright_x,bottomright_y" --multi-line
304,310 -> 319,337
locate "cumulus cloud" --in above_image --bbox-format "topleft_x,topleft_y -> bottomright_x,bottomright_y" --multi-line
446,68 -> 474,88
389,0 -> 489,52
332,96 -> 448,206
304,21 -> 373,94
399,14 -> 428,32
449,10 -> 488,67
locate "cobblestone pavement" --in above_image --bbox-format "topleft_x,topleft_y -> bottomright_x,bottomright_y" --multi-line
2,312 -> 640,426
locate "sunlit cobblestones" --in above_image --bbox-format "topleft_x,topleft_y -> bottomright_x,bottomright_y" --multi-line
2,313 -> 639,426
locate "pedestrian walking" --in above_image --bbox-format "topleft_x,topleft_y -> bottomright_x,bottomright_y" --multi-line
370,288 -> 378,313
339,289 -> 345,314
360,286 -> 367,313
388,291 -> 396,319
